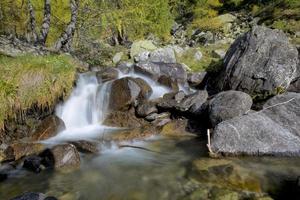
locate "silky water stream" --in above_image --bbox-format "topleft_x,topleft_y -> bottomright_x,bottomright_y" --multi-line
1,71 -> 300,200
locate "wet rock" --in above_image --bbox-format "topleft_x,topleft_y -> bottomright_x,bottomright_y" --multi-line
109,125 -> 158,141
211,92 -> 300,156
145,112 -> 170,122
160,119 -> 196,137
215,26 -> 299,97
209,91 -> 253,127
134,62 -> 187,83
10,192 -> 57,200
41,144 -> 80,169
187,72 -> 207,88
3,142 -> 45,161
158,75 -> 179,91
136,102 -> 158,118
23,155 -> 44,173
96,67 -> 119,83
104,109 -> 147,128
152,118 -> 171,127
109,77 -> 152,111
70,140 -> 99,154
31,115 -> 65,141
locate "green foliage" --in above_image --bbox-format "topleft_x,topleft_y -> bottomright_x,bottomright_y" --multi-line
0,0 -> 72,45
0,54 -> 78,128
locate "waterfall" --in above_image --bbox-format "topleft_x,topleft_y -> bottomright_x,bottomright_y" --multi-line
47,73 -> 114,142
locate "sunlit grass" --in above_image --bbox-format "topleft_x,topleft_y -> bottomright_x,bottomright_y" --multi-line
0,54 -> 79,128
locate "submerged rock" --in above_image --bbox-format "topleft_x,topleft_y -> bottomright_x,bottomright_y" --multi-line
211,92 -> 300,156
209,91 -> 253,127
31,115 -> 65,141
215,26 -> 299,97
11,192 -> 57,200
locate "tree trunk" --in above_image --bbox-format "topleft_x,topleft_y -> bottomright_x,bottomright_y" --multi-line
27,0 -> 38,44
54,0 -> 79,52
39,0 -> 51,45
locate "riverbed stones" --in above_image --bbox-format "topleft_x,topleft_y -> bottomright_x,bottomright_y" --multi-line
2,142 -> 45,161
104,109 -> 146,128
70,140 -> 99,154
31,115 -> 65,141
41,144 -> 80,169
211,92 -> 300,156
109,77 -> 152,111
215,26 -> 299,97
11,192 -> 57,200
209,91 -> 253,127
136,102 -> 158,118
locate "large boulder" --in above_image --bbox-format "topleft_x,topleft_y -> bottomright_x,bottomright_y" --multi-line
31,115 -> 65,141
209,91 -> 253,127
211,92 -> 300,156
215,26 -> 299,98
134,62 -> 187,83
108,77 -> 152,111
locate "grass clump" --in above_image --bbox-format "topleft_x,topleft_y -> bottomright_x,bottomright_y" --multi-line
0,54 -> 78,128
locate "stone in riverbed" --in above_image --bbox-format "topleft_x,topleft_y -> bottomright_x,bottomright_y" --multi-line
70,140 -> 99,154
31,115 -> 65,141
187,72 -> 207,88
104,109 -> 147,128
157,75 -> 179,91
136,102 -> 158,118
10,192 -> 57,200
211,92 -> 300,156
214,26 -> 299,98
2,142 -> 45,161
23,155 -> 44,173
40,144 -> 80,169
209,90 -> 253,127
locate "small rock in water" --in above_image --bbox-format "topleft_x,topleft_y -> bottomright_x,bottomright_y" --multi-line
23,156 -> 44,173
145,112 -> 170,122
70,140 -> 99,154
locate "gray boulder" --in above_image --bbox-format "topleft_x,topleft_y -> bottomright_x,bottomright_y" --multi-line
187,72 -> 207,88
215,26 -> 299,97
209,91 -> 253,127
134,47 -> 177,63
211,92 -> 300,156
134,62 -> 187,83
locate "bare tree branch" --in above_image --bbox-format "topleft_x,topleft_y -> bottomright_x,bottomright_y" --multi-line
54,0 -> 79,52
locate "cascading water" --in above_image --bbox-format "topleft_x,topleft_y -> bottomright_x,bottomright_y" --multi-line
47,73 -> 115,142
46,67 -> 178,142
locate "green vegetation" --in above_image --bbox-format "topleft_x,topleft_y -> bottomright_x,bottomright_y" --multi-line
0,54 -> 79,128
177,43 -> 229,72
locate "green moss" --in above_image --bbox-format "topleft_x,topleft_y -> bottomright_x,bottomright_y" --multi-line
0,54 -> 79,128
177,44 -> 229,72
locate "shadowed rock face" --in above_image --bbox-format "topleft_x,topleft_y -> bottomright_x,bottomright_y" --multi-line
211,93 -> 300,156
108,77 -> 152,111
209,90 -> 253,127
215,26 -> 299,97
